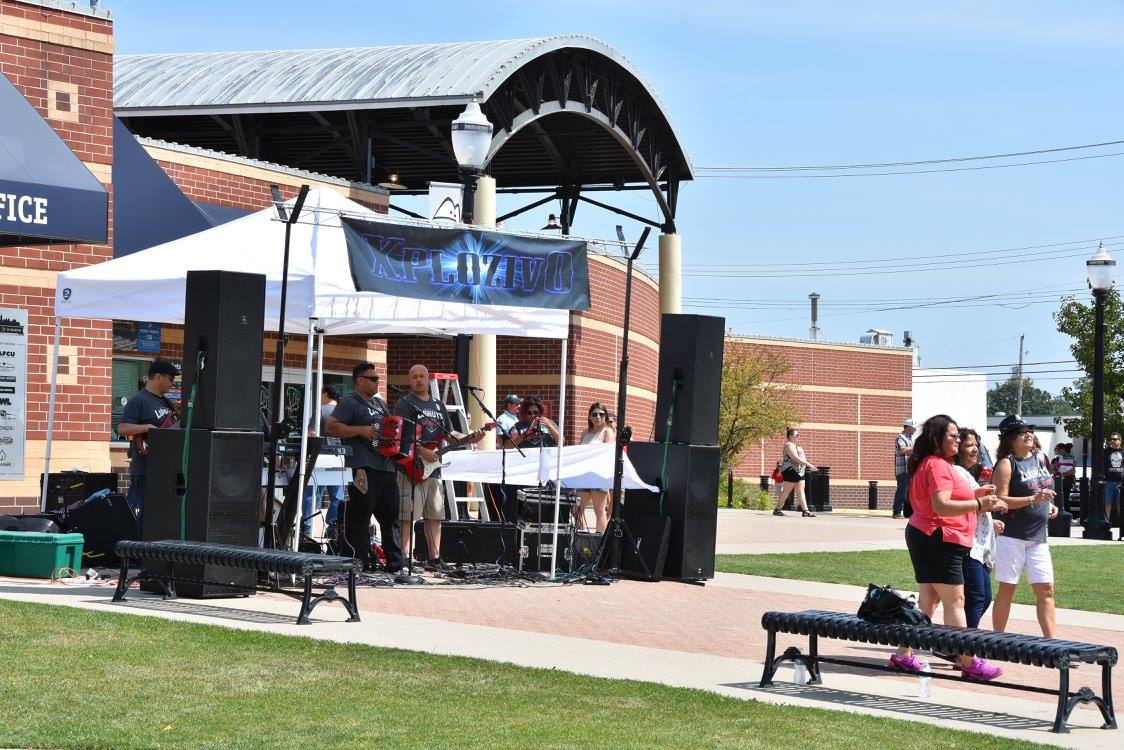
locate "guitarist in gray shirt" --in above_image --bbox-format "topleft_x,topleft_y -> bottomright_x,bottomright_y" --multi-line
392,364 -> 484,572
325,362 -> 406,580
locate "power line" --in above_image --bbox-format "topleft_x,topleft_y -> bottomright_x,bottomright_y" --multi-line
640,237 -> 1124,270
695,139 -> 1124,172
693,150 -> 1124,179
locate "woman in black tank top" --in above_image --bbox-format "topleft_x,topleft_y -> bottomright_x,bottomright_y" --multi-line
990,417 -> 1059,637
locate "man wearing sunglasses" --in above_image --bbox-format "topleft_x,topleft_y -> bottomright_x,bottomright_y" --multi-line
505,394 -> 560,448
326,362 -> 407,581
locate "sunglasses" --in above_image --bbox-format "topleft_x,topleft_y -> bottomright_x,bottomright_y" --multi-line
1017,428 -> 1035,436
359,375 -> 379,382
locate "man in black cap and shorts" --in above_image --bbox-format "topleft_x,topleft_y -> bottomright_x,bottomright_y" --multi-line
117,358 -> 181,527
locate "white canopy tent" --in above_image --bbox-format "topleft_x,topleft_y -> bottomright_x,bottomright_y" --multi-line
47,187 -> 586,570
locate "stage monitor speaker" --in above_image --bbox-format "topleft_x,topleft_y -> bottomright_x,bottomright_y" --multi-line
40,471 -> 118,513
142,428 -> 263,597
412,520 -> 519,567
181,270 -> 266,431
623,442 -> 719,582
65,493 -> 138,567
653,314 -> 725,446
617,513 -> 672,582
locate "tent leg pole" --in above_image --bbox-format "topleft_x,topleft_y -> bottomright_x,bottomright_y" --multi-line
313,329 -> 325,433
550,334 -> 568,579
40,317 -> 62,511
293,321 -> 317,552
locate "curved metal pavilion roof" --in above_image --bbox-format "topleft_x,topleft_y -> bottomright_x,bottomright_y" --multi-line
116,36 -> 691,229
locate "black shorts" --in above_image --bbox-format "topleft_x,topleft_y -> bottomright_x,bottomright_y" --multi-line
781,467 -> 804,483
905,523 -> 968,585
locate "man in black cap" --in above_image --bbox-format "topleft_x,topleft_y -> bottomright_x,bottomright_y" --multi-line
117,358 -> 181,525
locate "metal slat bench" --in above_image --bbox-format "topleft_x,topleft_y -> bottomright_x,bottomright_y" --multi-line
112,540 -> 361,625
760,609 -> 1117,734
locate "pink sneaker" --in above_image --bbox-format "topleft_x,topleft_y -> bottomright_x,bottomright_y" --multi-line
960,657 -> 1003,681
888,652 -> 926,673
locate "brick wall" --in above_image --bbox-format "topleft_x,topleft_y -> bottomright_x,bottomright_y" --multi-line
0,0 -> 114,513
728,336 -> 914,510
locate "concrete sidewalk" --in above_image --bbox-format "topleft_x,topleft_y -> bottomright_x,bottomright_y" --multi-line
1,572 -> 1117,749
715,509 -> 1112,554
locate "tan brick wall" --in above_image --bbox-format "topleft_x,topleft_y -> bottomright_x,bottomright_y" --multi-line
0,0 -> 113,511
728,337 -> 914,508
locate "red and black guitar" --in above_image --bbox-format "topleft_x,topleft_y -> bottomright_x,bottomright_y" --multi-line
397,423 -> 495,484
133,412 -> 180,457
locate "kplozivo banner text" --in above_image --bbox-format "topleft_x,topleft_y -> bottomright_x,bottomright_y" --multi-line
342,218 -> 590,311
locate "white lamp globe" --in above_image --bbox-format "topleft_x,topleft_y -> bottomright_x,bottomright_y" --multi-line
1087,242 -> 1117,292
451,101 -> 493,170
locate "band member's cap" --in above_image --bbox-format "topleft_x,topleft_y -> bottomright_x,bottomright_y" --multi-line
504,394 -> 522,405
148,359 -> 180,377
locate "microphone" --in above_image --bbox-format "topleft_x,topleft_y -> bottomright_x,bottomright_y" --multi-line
387,383 -> 410,396
462,384 -> 485,392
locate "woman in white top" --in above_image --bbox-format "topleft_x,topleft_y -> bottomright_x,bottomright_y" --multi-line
577,402 -> 615,533
773,427 -> 817,517
954,427 -> 1004,629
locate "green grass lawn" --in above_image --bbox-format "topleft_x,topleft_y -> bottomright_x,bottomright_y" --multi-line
716,544 -> 1124,615
0,599 -> 1043,750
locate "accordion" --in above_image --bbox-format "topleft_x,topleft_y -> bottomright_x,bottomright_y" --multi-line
377,415 -> 419,461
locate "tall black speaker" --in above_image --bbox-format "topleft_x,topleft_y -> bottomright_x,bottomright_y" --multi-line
653,314 -> 725,446
142,428 -> 263,597
181,270 -> 266,431
623,442 -> 719,581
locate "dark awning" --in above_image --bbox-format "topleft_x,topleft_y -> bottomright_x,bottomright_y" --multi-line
111,118 -> 213,257
0,72 -> 108,246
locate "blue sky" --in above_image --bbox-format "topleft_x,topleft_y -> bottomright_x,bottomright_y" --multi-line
106,0 -> 1124,393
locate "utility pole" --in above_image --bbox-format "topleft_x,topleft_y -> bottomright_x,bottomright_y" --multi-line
1015,333 -> 1025,417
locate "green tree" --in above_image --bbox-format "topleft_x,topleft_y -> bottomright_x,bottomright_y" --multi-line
1053,288 -> 1124,437
718,344 -> 801,476
986,371 -> 1070,416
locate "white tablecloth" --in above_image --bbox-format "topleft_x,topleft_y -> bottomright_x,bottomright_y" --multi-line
440,443 -> 658,491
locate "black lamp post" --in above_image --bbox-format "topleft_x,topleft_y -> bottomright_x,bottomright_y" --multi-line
263,183 -> 309,549
1083,242 -> 1116,541
451,100 -> 493,224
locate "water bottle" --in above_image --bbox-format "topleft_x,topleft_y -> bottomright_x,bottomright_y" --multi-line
918,661 -> 932,698
793,659 -> 808,685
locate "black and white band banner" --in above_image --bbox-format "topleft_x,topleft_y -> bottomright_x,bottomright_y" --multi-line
342,218 -> 591,311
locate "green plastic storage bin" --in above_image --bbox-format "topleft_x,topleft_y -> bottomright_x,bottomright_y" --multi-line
0,531 -> 84,579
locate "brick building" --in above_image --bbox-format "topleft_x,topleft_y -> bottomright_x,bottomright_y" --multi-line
728,336 -> 914,508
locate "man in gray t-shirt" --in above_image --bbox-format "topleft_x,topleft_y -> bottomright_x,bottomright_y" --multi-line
393,363 -> 484,572
892,419 -> 916,518
325,363 -> 404,577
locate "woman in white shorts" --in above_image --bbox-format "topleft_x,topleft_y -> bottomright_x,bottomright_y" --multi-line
990,415 -> 1060,637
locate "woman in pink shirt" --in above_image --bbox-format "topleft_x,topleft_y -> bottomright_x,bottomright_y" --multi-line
888,414 -> 1007,681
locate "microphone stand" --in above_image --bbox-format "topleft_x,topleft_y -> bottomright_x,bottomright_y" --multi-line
585,226 -> 652,584
463,387 -> 525,570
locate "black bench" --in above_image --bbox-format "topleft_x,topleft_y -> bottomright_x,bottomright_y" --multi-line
113,540 -> 361,625
761,610 -> 1117,734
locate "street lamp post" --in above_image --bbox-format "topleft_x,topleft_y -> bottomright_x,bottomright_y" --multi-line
450,100 -> 493,224
1083,242 -> 1116,540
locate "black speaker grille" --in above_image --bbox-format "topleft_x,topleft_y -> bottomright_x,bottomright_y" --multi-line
654,314 -> 725,446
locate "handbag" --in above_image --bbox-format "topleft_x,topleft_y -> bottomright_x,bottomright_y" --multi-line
771,466 -> 783,482
857,584 -> 931,626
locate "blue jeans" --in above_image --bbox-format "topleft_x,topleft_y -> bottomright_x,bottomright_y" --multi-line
962,556 -> 992,629
127,475 -> 145,534
1104,480 -> 1121,520
302,482 -> 346,536
893,473 -> 910,515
